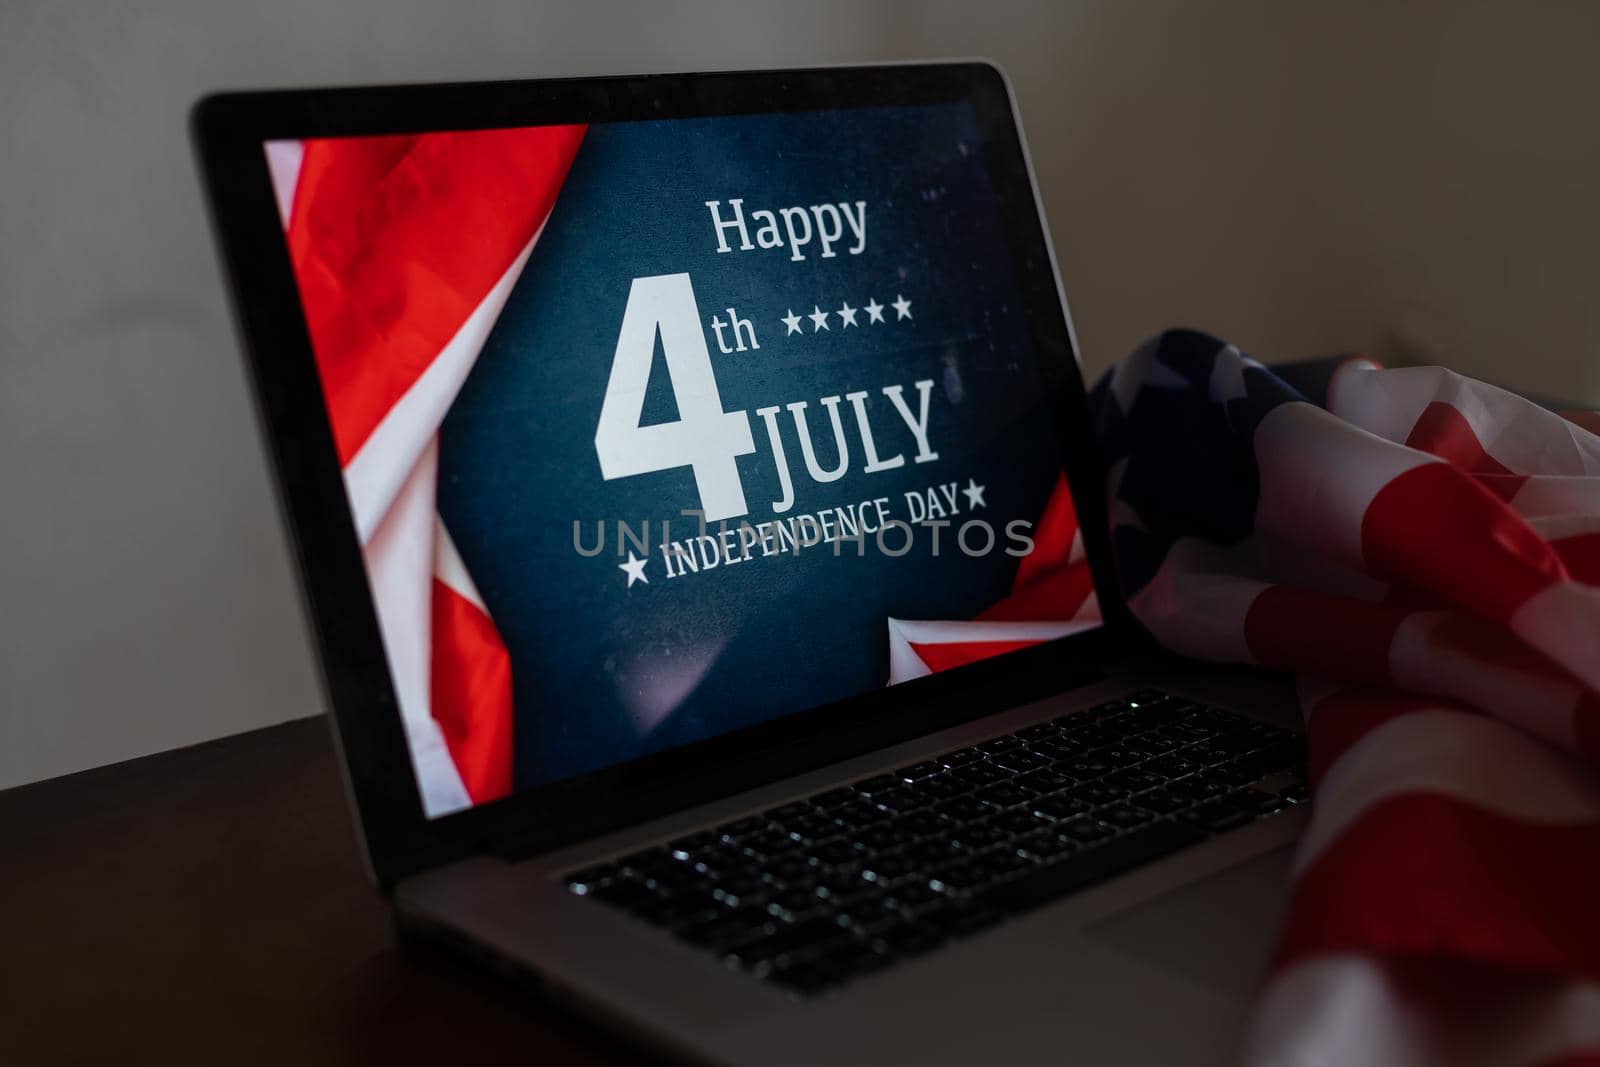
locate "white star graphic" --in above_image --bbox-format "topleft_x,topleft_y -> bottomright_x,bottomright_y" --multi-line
891,294 -> 913,321
809,305 -> 831,332
864,297 -> 885,324
618,552 -> 649,587
781,309 -> 803,336
837,300 -> 859,327
962,478 -> 987,509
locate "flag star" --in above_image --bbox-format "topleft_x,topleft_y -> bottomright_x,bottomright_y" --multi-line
837,300 -> 859,327
891,294 -> 913,320
1105,457 -> 1148,533
781,309 -> 803,336
809,305 -> 831,332
619,552 -> 649,587
962,478 -> 987,510
864,297 -> 885,324
1107,345 -> 1189,413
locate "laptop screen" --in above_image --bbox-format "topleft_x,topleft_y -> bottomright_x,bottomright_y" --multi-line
265,102 -> 1101,818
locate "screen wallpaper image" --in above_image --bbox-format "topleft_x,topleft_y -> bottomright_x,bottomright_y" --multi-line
266,104 -> 1102,817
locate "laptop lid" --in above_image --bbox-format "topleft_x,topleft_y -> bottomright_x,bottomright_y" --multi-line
193,63 -> 1130,888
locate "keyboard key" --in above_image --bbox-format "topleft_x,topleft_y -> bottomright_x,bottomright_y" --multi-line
677,907 -> 773,951
1103,768 -> 1164,793
1032,795 -> 1091,821
1280,783 -> 1310,804
829,801 -> 886,830
1185,799 -> 1255,833
952,763 -> 1007,787
991,750 -> 1050,773
896,761 -> 943,781
1143,753 -> 1199,778
853,774 -> 901,797
765,854 -> 819,884
859,855 -> 919,885
1235,787 -> 1286,815
1031,739 -> 1086,762
1059,817 -> 1115,845
975,783 -> 1035,809
869,787 -> 929,813
885,880 -> 943,912
717,816 -> 768,840
1235,739 -> 1305,777
810,839 -> 863,866
979,821 -> 1206,914
1060,756 -> 1113,779
1099,804 -> 1153,829
782,814 -> 842,844
666,832 -> 719,861
1166,777 -> 1229,803
1123,734 -> 1176,756
991,809 -> 1050,837
565,862 -> 620,895
1069,781 -> 1125,807
894,811 -> 947,838
947,821 -> 1011,853
935,796 -> 991,823
1015,830 -> 1075,859
927,861 -> 989,894
1136,789 -> 1188,815
766,887 -> 827,922
938,746 -> 986,767
910,773 -> 968,801
1068,727 -> 1121,748
977,736 -> 1024,754
1014,723 -> 1061,742
811,787 -> 857,809
766,801 -> 813,821
726,915 -> 851,969
1015,768 -> 1078,794
742,829 -> 799,860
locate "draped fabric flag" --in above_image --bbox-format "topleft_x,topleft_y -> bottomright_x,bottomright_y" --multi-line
268,127 -> 586,816
885,473 -> 1102,682
1093,330 -> 1600,1067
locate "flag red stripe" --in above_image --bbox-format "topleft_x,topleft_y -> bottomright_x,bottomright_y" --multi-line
1303,688 -> 1444,789
429,578 -> 514,805
287,125 -> 586,465
1405,400 -> 1516,476
1272,792 -> 1600,980
1011,473 -> 1077,591
1243,585 -> 1405,687
1553,533 -> 1600,586
978,562 -> 1094,623
1361,461 -> 1566,622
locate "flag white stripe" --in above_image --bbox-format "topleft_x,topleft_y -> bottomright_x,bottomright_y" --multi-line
1294,707 -> 1600,877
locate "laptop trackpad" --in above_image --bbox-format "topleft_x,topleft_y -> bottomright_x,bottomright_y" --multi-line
1081,846 -> 1295,998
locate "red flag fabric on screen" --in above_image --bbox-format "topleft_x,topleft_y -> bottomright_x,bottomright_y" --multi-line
268,127 -> 585,814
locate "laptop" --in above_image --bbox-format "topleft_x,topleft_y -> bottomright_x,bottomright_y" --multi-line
193,63 -> 1309,1065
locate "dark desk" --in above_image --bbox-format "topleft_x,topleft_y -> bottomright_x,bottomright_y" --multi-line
1,717 -> 655,1066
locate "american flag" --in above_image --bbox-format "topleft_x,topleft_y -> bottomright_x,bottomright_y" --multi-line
1093,330 -> 1600,1067
273,130 -> 1600,1062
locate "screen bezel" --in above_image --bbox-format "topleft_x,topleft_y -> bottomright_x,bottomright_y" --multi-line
192,62 -> 1138,888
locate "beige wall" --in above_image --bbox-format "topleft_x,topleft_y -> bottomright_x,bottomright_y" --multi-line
2,0 -> 1596,789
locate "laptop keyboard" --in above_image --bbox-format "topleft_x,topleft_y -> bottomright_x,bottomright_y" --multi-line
562,690 -> 1306,998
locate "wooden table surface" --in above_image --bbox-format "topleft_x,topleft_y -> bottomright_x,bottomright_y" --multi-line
1,716 -> 658,1066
